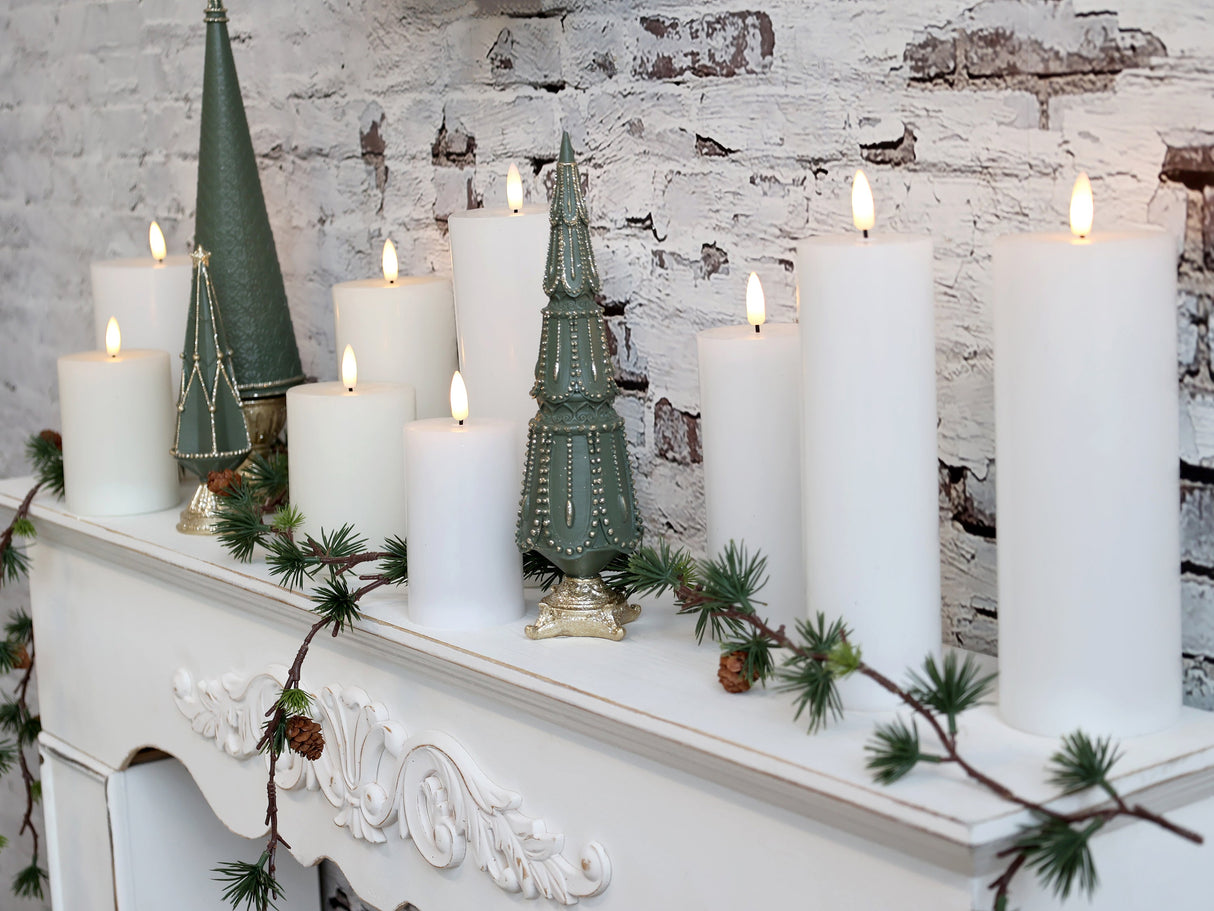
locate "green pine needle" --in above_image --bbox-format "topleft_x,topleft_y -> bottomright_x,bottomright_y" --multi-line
29,780 -> 40,803
310,575 -> 361,634
269,505 -> 303,535
275,688 -> 313,715
260,715 -> 288,757
776,614 -> 849,733
316,524 -> 367,563
522,550 -> 563,590
720,632 -> 775,687
4,611 -> 32,645
242,453 -> 289,503
0,835 -> 6,852
616,540 -> 696,599
0,739 -> 17,777
215,484 -> 274,563
0,640 -> 17,675
264,535 -> 316,591
0,547 -> 29,587
379,536 -> 409,586
12,862 -> 47,899
906,651 -> 996,737
214,853 -> 282,911
866,717 -> 931,785
1015,815 -> 1103,900
10,518 -> 35,540
24,433 -> 64,499
825,638 -> 862,678
1047,731 -> 1122,797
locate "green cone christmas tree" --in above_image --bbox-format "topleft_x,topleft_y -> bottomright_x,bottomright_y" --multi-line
194,0 -> 304,401
518,132 -> 643,641
172,247 -> 252,534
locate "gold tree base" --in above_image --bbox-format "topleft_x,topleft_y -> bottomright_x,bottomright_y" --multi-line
525,575 -> 641,642
177,482 -> 224,535
239,395 -> 287,470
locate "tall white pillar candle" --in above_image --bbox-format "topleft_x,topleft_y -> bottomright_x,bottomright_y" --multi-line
448,166 -> 549,447
333,240 -> 458,419
404,372 -> 525,629
994,175 -> 1180,738
794,171 -> 941,709
287,348 -> 415,547
697,273 -> 804,631
57,320 -> 180,516
90,223 -> 192,393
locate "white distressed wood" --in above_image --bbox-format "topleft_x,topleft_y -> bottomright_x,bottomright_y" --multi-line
6,478 -> 1214,910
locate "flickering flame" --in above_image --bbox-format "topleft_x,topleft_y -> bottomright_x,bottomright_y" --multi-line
852,170 -> 875,234
341,345 -> 358,392
450,371 -> 469,424
105,317 -> 121,358
149,221 -> 167,262
507,163 -> 523,213
382,238 -> 398,283
1070,172 -> 1093,238
746,272 -> 766,328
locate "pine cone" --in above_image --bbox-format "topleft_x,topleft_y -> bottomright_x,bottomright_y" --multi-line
38,430 -> 62,451
718,650 -> 753,694
11,645 -> 30,671
285,714 -> 324,761
206,468 -> 242,497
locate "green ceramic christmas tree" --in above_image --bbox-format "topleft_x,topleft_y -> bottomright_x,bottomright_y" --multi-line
518,132 -> 643,641
194,0 -> 303,403
172,247 -> 252,534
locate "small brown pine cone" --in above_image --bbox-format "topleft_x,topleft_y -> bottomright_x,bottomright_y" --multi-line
11,645 -> 30,671
38,430 -> 62,451
718,650 -> 753,694
206,468 -> 242,497
286,714 -> 324,761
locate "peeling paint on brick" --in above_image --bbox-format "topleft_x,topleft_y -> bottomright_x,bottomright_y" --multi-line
604,315 -> 649,391
654,397 -> 702,464
940,460 -> 996,539
695,134 -> 735,157
635,11 -> 774,80
359,104 -> 388,211
432,116 -> 477,168
698,242 -> 729,279
860,125 -> 917,167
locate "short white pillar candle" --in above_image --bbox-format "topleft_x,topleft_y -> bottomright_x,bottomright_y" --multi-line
332,239 -> 458,419
994,174 -> 1181,738
697,273 -> 804,632
90,222 -> 192,393
57,318 -> 180,517
404,371 -> 525,629
448,164 -> 549,447
794,171 -> 941,709
287,347 -> 416,547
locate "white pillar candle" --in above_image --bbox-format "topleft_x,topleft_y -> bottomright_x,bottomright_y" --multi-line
448,165 -> 549,447
404,372 -> 525,629
794,171 -> 941,709
994,174 -> 1180,738
90,222 -> 192,393
332,239 -> 458,419
697,273 -> 804,632
57,319 -> 180,517
287,347 -> 415,547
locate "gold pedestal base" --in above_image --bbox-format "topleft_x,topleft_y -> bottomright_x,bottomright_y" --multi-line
525,575 -> 641,641
239,395 -> 287,471
177,482 -> 224,535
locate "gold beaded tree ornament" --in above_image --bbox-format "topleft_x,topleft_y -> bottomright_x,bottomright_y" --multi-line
517,133 -> 643,640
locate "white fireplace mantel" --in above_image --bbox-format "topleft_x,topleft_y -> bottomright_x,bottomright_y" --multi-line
3,475 -> 1213,910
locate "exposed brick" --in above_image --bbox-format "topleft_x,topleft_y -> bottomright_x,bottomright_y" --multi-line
939,460 -> 996,539
604,315 -> 649,391
358,105 -> 388,205
860,125 -> 916,167
1204,186 -> 1214,270
695,134 -> 735,157
486,23 -> 565,90
635,12 -> 774,80
698,243 -> 728,279
1162,143 -> 1214,189
431,116 -> 477,168
654,397 -> 702,465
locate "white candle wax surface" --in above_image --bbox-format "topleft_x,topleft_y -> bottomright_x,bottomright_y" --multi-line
994,228 -> 1180,738
57,348 -> 180,516
90,256 -> 192,393
287,381 -> 416,547
795,233 -> 940,710
404,416 -> 525,629
333,276 -> 458,419
697,323 -> 804,632
448,205 -> 549,447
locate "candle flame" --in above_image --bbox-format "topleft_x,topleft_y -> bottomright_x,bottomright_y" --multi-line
852,170 -> 875,233
746,272 -> 766,328
341,345 -> 358,391
450,370 -> 469,423
507,163 -> 523,213
382,238 -> 398,283
1070,172 -> 1093,238
149,221 -> 167,262
105,317 -> 121,357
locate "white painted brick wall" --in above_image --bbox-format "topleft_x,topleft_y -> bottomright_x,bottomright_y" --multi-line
3,0 -> 1214,905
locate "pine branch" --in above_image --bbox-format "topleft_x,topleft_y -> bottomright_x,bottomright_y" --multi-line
906,651 -> 996,740
24,431 -> 64,500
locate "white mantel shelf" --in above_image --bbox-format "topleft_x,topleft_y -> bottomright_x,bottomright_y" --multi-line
3,475 -> 1213,911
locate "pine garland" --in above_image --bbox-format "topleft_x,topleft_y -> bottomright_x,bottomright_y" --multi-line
210,458 -> 407,911
529,542 -> 1205,910
0,431 -> 64,901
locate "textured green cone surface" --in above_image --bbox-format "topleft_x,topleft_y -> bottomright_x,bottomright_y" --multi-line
194,0 -> 303,400
173,248 -> 252,479
516,132 -> 643,577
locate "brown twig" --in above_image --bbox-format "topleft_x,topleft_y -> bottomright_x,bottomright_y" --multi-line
14,636 -> 38,873
0,481 -> 42,568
